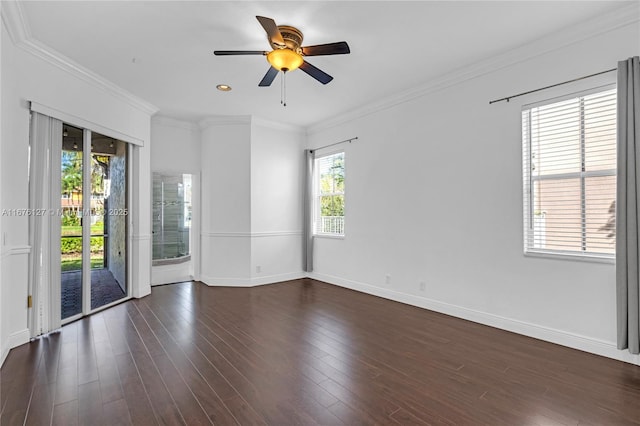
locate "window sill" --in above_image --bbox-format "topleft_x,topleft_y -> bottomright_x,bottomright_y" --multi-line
313,234 -> 345,240
524,250 -> 615,264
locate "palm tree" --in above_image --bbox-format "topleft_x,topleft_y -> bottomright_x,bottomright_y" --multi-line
599,200 -> 616,239
62,151 -> 82,210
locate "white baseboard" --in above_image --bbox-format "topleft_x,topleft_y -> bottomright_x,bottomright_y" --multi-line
307,272 -> 640,366
200,271 -> 305,287
151,276 -> 194,286
251,271 -> 305,286
1,328 -> 30,367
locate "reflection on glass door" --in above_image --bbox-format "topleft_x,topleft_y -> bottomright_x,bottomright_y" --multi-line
60,126 -> 128,322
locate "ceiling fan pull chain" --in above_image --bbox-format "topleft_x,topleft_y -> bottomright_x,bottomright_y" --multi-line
283,71 -> 287,107
280,72 -> 284,105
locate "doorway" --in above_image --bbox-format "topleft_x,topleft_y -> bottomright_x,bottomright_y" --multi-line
60,125 -> 129,322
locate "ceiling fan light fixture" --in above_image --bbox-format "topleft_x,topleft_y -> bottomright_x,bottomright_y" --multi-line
213,16 -> 349,89
267,49 -> 303,72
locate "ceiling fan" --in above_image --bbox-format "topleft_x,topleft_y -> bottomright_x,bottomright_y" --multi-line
214,16 -> 350,87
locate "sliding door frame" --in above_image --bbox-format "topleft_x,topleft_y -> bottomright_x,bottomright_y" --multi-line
60,128 -> 132,326
81,129 -> 91,315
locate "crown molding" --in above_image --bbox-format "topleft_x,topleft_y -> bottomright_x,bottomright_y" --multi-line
307,2 -> 640,135
251,116 -> 305,134
1,1 -> 159,116
0,1 -> 29,45
199,115 -> 304,133
198,115 -> 252,129
151,115 -> 200,132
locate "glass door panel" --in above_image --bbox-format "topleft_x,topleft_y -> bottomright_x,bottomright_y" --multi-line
152,173 -> 192,264
90,133 -> 127,310
61,126 -> 128,323
60,125 -> 84,320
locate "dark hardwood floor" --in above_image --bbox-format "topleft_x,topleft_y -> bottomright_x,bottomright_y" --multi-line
1,278 -> 640,425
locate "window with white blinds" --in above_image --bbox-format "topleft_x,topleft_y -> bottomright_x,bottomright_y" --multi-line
314,152 -> 345,236
522,87 -> 616,259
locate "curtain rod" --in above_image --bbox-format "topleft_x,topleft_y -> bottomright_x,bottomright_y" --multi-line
311,136 -> 358,152
489,68 -> 617,105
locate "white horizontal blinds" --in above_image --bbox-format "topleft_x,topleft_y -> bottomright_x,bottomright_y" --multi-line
523,88 -> 616,257
314,152 -> 345,235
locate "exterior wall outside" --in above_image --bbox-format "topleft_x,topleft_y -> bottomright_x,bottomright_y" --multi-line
108,141 -> 127,291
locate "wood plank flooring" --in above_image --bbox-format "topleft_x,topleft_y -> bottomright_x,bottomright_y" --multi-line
2,278 -> 640,425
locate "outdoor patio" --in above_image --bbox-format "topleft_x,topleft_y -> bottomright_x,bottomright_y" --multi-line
61,268 -> 125,319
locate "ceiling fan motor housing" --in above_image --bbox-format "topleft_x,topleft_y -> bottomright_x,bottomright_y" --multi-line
271,25 -> 304,52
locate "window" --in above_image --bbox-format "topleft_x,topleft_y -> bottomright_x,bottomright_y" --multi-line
314,152 -> 345,236
522,87 -> 616,259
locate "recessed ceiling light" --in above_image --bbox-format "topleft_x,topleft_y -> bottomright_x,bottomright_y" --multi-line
216,84 -> 232,92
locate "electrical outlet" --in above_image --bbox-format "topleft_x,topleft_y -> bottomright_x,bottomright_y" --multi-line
385,274 -> 391,285
419,281 -> 426,291
256,265 -> 261,273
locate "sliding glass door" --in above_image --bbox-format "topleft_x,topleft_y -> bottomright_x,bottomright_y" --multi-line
60,125 -> 128,322
60,125 -> 84,319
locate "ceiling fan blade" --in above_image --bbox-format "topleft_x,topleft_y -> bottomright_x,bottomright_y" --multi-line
214,50 -> 267,55
258,67 -> 279,87
256,16 -> 285,47
302,41 -> 350,56
299,61 -> 333,85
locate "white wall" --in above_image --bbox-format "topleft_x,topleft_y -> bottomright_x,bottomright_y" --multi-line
1,16 -> 154,364
250,120 -> 305,284
196,117 -> 305,286
1,21 -> 34,365
307,21 -> 640,364
151,116 -> 201,173
130,143 -> 153,299
200,118 -> 252,284
150,116 -> 201,285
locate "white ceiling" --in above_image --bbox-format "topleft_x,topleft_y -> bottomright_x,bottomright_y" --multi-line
18,1 -> 632,127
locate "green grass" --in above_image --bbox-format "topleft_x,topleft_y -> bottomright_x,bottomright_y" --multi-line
61,257 -> 104,272
60,222 -> 105,270
61,223 -> 104,236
